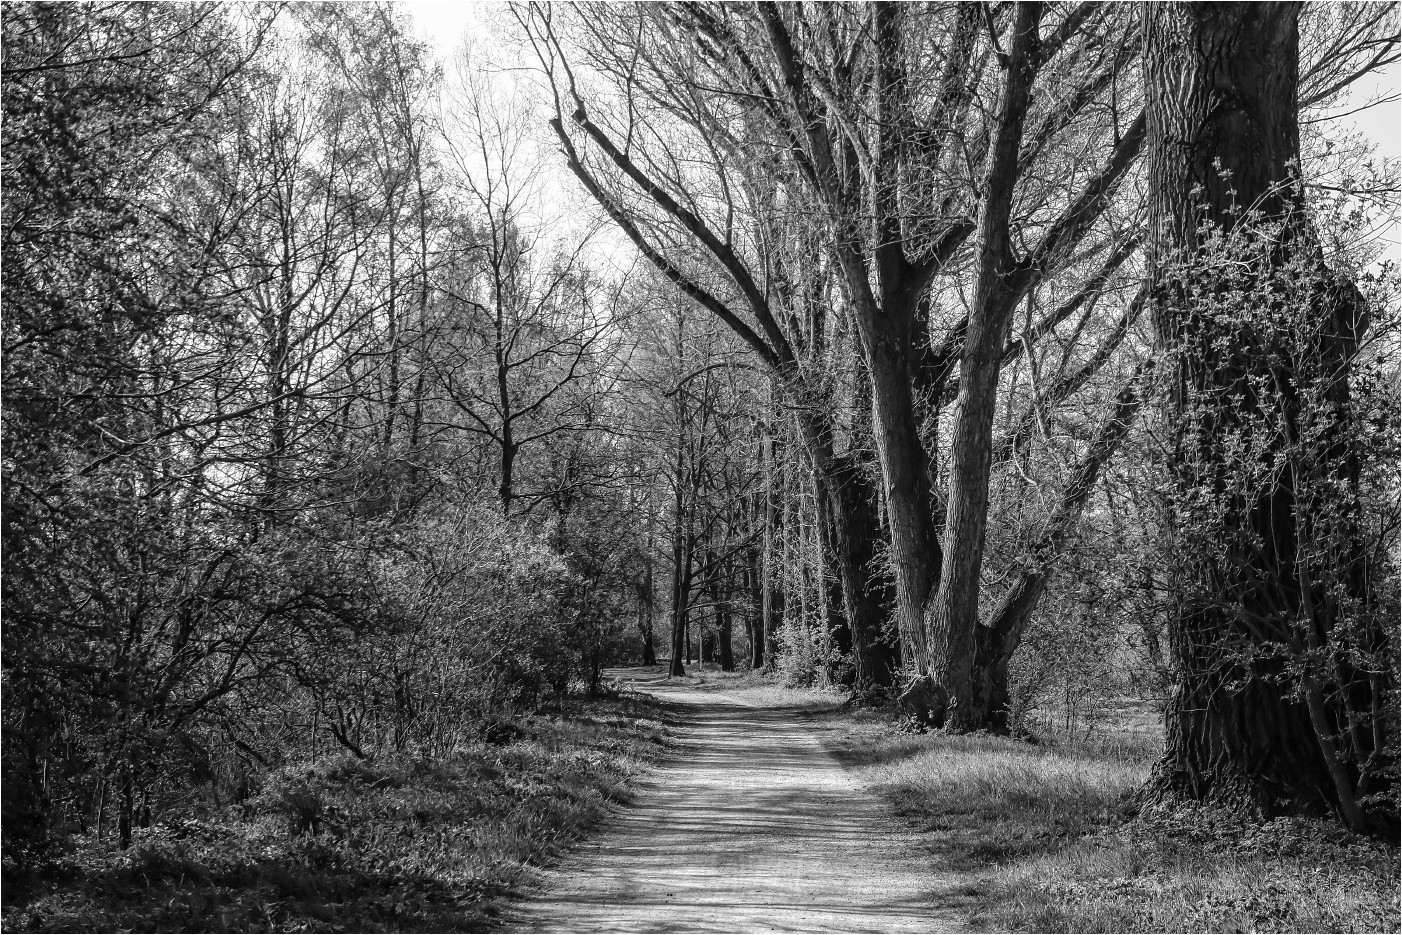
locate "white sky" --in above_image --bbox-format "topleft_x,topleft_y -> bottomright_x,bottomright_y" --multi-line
402,1 -> 1401,261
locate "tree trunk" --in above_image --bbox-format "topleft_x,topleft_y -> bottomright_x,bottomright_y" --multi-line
638,561 -> 657,667
746,544 -> 764,669
972,362 -> 1150,731
642,541 -> 656,664
719,598 -> 735,672
820,450 -> 900,690
926,1 -> 1043,732
668,521 -> 689,678
1142,1 -> 1389,828
760,426 -> 784,670
858,309 -> 940,674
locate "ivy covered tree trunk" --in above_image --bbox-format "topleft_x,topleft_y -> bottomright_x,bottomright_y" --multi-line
1143,2 -> 1394,830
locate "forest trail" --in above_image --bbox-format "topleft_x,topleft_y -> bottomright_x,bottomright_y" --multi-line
501,667 -> 967,934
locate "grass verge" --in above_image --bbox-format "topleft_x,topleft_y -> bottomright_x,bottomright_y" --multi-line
1,692 -> 671,933
824,709 -> 1399,933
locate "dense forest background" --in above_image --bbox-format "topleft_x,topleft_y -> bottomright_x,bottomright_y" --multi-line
3,0 -> 1399,882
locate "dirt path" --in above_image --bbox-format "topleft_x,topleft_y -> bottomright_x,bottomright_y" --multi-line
502,669 -> 966,934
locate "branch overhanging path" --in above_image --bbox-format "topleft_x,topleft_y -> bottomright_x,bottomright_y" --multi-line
502,668 -> 969,934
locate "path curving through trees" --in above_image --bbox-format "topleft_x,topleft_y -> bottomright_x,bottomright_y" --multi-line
503,668 -> 966,934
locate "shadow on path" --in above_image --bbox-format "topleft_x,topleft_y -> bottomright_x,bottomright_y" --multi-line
500,667 -> 967,934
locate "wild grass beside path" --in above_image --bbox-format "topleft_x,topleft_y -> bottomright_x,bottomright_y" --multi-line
1,692 -> 671,934
825,709 -> 1400,934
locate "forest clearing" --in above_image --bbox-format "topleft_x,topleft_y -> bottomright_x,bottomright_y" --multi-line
3,1 -> 1399,933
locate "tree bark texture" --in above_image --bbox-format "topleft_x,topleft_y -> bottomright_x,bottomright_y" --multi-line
926,2 -> 1044,732
1142,1 -> 1390,828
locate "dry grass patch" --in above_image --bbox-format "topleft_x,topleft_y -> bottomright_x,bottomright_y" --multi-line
829,712 -> 1148,871
825,711 -> 1398,933
2,692 -> 671,933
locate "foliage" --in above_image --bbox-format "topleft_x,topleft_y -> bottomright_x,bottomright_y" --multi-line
1149,206 -> 1399,822
2,1 -> 644,871
1,693 -> 670,933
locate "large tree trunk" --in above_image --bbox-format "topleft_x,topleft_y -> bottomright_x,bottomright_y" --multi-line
858,315 -> 941,676
793,399 -> 900,689
1142,2 -> 1390,830
924,2 -> 1044,733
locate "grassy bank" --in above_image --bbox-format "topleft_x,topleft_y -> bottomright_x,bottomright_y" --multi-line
2,692 -> 671,933
825,709 -> 1400,933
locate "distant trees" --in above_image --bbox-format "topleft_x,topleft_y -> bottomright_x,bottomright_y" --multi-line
433,59 -> 620,513
522,2 -> 905,690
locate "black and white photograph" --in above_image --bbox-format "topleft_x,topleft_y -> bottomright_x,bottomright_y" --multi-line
2,2 -> 1398,932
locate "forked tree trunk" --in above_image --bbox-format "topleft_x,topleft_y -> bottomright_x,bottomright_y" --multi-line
971,363 -> 1150,731
926,2 -> 1043,732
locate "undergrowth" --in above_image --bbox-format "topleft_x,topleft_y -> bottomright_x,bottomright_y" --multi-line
825,709 -> 1399,934
1,692 -> 670,933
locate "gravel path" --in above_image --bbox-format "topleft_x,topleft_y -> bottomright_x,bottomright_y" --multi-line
502,669 -> 965,934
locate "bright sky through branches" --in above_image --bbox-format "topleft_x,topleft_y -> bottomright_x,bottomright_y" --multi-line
403,1 -> 1400,262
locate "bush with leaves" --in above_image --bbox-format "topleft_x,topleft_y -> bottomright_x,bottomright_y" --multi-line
1148,204 -> 1399,827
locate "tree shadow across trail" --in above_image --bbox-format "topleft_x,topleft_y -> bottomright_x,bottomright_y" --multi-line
504,666 -> 963,934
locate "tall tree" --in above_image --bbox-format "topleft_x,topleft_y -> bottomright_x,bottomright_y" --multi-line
1142,1 -> 1396,831
524,1 -> 1149,718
